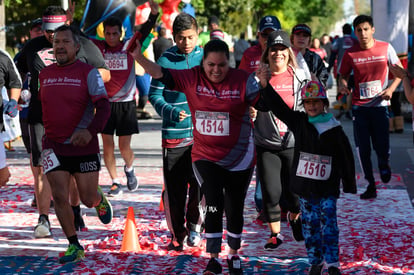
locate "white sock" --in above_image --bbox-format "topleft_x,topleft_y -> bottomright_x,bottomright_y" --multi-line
125,165 -> 134,172
112,178 -> 121,184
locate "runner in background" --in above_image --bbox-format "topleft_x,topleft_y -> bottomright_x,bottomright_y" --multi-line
91,0 -> 158,197
339,15 -> 402,199
149,12 -> 204,252
290,24 -> 329,87
0,48 -> 22,187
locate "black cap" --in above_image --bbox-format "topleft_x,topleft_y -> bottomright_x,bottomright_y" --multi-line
292,24 -> 312,36
208,16 -> 219,26
259,16 -> 281,32
267,30 -> 291,48
30,18 -> 42,30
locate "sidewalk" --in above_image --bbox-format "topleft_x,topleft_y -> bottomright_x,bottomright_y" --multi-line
0,102 -> 414,274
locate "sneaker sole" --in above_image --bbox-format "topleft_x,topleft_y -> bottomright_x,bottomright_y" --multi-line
107,191 -> 123,197
34,228 -> 52,238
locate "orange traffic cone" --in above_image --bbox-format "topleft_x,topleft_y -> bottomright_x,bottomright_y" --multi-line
159,184 -> 165,211
120,206 -> 141,252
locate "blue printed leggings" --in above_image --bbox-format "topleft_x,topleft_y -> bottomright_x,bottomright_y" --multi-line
299,196 -> 339,266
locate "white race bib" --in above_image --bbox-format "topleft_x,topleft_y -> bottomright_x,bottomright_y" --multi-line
42,149 -> 61,173
296,152 -> 332,180
195,111 -> 230,136
104,52 -> 128,70
359,80 -> 382,99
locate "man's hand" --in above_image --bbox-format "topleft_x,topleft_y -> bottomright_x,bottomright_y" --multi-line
0,166 -> 10,187
381,88 -> 393,101
70,129 -> 92,146
256,63 -> 271,87
4,99 -> 18,118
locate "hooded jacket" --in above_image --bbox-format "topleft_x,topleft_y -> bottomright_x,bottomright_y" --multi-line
261,84 -> 357,198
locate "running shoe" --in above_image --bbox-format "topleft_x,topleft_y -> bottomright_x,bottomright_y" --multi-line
187,230 -> 201,247
95,186 -> 113,224
379,165 -> 391,183
59,244 -> 85,264
166,240 -> 183,251
34,215 -> 52,238
360,185 -> 377,199
327,266 -> 341,275
203,258 -> 222,275
264,233 -> 283,250
108,182 -> 123,196
227,255 -> 242,275
308,263 -> 323,275
124,165 -> 138,191
288,213 -> 304,241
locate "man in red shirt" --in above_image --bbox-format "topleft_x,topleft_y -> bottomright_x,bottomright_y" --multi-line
238,15 -> 281,73
339,15 -> 402,199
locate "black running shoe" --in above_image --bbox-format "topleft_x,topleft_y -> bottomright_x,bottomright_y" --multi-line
264,233 -> 283,250
288,213 -> 304,241
166,240 -> 183,252
360,186 -> 377,199
379,165 -> 391,183
227,255 -> 242,275
203,258 -> 222,275
327,266 -> 341,275
309,263 -> 323,275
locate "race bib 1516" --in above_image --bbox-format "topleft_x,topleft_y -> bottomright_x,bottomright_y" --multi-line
296,152 -> 332,180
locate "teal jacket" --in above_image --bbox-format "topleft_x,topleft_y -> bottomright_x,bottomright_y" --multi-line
149,45 -> 203,140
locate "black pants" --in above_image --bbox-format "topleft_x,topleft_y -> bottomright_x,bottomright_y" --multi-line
256,146 -> 300,222
193,160 -> 253,253
163,146 -> 203,243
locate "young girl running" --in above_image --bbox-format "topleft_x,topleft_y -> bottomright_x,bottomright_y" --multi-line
257,79 -> 357,275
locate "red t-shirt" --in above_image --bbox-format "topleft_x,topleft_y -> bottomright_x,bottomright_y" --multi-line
168,66 -> 260,170
238,44 -> 263,74
340,39 -> 399,107
269,68 -> 295,136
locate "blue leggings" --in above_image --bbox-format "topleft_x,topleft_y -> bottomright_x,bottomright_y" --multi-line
300,196 -> 339,266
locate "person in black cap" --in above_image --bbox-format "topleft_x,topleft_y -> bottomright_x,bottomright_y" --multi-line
238,15 -> 282,224
239,15 -> 281,73
254,29 -> 309,250
291,23 -> 329,87
30,18 -> 44,40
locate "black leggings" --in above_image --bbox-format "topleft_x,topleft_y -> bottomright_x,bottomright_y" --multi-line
256,146 -> 300,222
193,160 -> 253,253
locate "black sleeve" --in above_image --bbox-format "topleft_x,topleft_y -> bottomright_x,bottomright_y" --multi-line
154,67 -> 175,90
315,54 -> 329,87
139,13 -> 159,43
337,129 -> 357,194
261,84 -> 298,128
